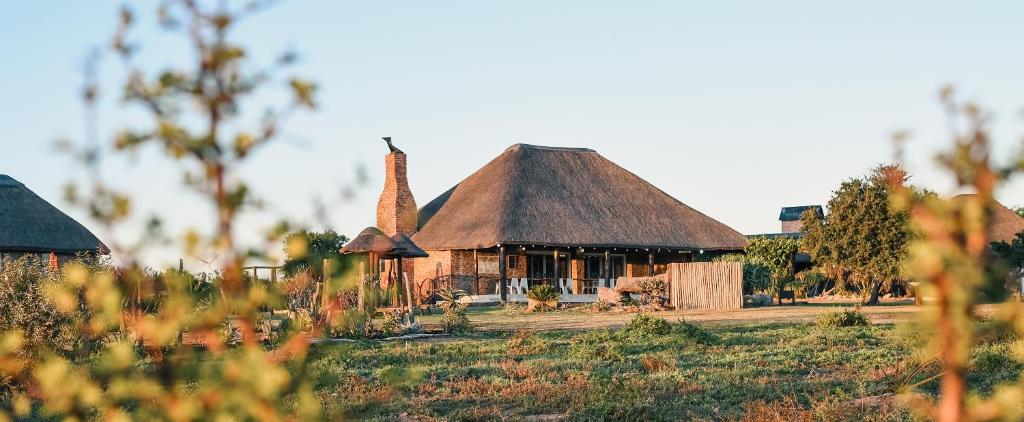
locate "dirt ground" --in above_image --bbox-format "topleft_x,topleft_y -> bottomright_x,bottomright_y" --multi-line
417,298 -> 942,332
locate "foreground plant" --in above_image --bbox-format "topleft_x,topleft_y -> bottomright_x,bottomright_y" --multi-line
892,89 -> 1024,421
0,2 -> 325,419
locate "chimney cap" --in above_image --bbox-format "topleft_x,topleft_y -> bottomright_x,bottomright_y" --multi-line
382,137 -> 404,154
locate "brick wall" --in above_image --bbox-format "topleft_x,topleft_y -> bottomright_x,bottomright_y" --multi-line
376,152 -> 418,236
781,220 -> 803,233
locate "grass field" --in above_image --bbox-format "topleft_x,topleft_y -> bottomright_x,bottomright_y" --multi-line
307,304 -> 1021,421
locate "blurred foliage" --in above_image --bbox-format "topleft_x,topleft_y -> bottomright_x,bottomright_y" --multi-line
801,165 -> 927,304
892,88 -> 1024,421
0,1 -> 331,419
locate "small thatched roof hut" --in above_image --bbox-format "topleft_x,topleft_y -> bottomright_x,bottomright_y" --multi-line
0,175 -> 106,255
413,144 -> 747,251
341,227 -> 399,255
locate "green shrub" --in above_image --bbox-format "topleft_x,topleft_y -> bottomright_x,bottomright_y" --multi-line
675,319 -> 718,345
435,287 -> 468,313
527,285 -> 560,312
379,310 -> 404,337
625,314 -> 672,337
591,299 -> 612,312
527,285 -> 560,302
439,308 -> 472,335
815,308 -> 870,328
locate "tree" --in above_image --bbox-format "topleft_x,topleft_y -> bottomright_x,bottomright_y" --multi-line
713,253 -> 772,295
1013,206 -> 1024,218
992,232 -> 1024,293
744,237 -> 799,303
282,230 -> 350,279
801,165 -> 916,305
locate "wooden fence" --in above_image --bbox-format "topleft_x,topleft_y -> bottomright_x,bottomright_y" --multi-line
668,262 -> 743,310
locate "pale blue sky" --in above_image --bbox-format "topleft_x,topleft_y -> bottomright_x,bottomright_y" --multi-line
2,1 -> 1023,268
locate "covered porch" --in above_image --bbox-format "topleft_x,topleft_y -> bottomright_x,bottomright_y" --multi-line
451,244 -> 703,303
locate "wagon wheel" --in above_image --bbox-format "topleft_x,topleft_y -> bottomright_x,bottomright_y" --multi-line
416,277 -> 442,307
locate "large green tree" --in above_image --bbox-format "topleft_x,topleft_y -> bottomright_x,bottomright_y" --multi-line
744,237 -> 800,302
801,165 -> 918,305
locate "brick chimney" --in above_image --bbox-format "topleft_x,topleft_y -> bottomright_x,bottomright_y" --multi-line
376,139 -> 418,236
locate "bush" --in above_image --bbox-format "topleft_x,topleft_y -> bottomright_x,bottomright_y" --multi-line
527,285 -> 560,312
637,279 -> 668,306
675,319 -> 718,345
815,308 -> 870,328
435,287 -> 468,313
625,314 -> 672,337
440,308 -> 472,335
379,310 -> 404,337
0,256 -> 87,360
591,299 -> 612,312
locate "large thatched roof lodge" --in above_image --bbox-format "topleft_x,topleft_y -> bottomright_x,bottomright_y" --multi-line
351,141 -> 746,303
0,175 -> 107,268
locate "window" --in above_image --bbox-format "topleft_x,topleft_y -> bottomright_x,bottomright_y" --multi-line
507,255 -> 519,269
478,255 -> 499,275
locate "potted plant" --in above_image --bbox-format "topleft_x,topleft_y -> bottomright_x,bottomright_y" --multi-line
527,285 -> 560,312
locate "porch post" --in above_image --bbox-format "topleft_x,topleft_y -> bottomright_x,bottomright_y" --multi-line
648,251 -> 654,276
398,257 -> 415,322
604,249 -> 611,288
552,249 -> 559,287
474,249 -> 480,296
499,245 -> 508,302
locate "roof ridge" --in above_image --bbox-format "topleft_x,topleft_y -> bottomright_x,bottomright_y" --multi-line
507,144 -> 595,153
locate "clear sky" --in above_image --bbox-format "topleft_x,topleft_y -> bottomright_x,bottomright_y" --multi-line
2,1 -> 1023,269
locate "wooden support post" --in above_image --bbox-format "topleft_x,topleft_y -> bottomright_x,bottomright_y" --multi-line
321,258 -> 331,319
552,249 -> 559,288
474,249 -> 480,296
398,257 -> 415,323
499,245 -> 508,302
271,267 -> 277,283
358,260 -> 366,312
178,258 -> 184,272
648,251 -> 654,276
604,249 -> 611,286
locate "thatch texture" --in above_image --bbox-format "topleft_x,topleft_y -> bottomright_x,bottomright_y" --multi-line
341,227 -> 398,254
389,234 -> 429,258
413,144 -> 747,251
0,175 -> 106,254
990,200 -> 1024,244
952,194 -> 1024,244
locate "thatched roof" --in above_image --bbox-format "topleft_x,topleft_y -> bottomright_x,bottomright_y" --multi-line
389,234 -> 429,258
341,227 -> 398,254
0,175 -> 106,254
950,194 -> 1024,244
413,144 -> 748,251
989,199 -> 1024,244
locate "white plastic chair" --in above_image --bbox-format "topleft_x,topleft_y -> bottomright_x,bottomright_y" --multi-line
519,278 -> 529,294
558,278 -> 568,295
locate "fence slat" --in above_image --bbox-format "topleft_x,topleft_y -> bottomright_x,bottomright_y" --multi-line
669,262 -> 742,310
